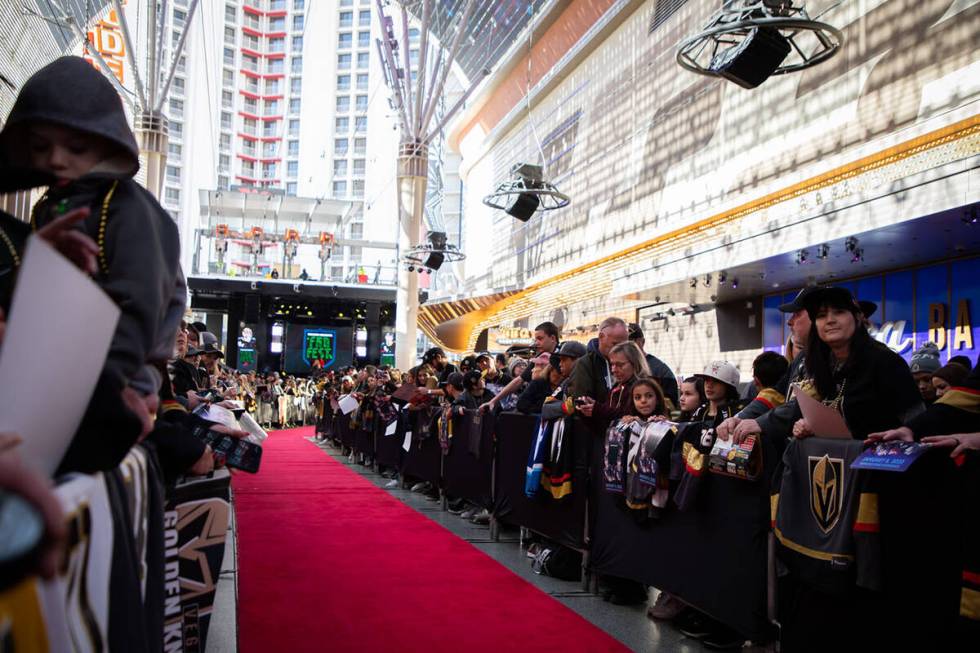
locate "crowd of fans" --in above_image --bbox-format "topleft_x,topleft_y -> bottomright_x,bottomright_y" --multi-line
1,56 -> 979,651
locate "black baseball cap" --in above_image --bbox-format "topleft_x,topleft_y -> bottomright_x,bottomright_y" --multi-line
778,287 -> 823,313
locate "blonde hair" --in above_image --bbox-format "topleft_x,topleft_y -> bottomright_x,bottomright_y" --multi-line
608,341 -> 650,378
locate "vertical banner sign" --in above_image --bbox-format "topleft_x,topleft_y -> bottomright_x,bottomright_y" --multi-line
163,471 -> 231,653
303,329 -> 337,368
83,1 -> 128,83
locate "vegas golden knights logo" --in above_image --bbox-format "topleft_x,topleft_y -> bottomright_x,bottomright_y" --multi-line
808,455 -> 844,533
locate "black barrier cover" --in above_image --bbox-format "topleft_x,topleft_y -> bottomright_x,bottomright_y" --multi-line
589,431 -> 776,640
400,409 -> 441,485
339,413 -> 355,449
375,416 -> 404,469
355,425 -> 375,457
492,412 -> 589,550
444,411 -> 494,507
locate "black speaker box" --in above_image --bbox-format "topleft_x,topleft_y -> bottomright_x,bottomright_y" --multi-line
244,294 -> 261,323
708,26 -> 791,89
505,192 -> 540,222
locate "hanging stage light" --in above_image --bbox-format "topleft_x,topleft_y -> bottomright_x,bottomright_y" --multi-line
401,231 -> 465,274
483,163 -> 570,222
677,1 -> 843,89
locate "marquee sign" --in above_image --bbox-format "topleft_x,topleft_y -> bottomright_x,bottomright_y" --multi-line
303,329 -> 337,368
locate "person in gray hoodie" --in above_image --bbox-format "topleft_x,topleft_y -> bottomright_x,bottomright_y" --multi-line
0,56 -> 184,473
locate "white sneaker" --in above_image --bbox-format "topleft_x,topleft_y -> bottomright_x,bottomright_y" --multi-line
384,479 -> 399,489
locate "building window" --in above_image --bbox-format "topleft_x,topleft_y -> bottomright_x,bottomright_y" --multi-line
265,78 -> 280,94
165,187 -> 180,203
286,182 -> 297,196
409,27 -> 420,41
352,180 -> 364,198
350,222 -> 364,239
269,37 -> 285,53
354,116 -> 367,132
338,32 -> 352,49
270,0 -> 285,9
356,73 -> 368,90
287,161 -> 298,178
289,98 -> 301,114
222,69 -> 234,85
338,53 -> 351,70
333,159 -> 348,176
292,14 -> 304,31
172,76 -> 185,94
353,137 -> 366,155
335,117 -> 349,133
336,96 -> 350,113
355,94 -> 368,112
358,10 -> 370,26
168,143 -> 182,157
269,17 -> 285,31
221,90 -> 233,108
218,175 -> 230,190
262,122 -> 277,137
337,74 -> 351,91
348,245 -> 362,259
288,140 -> 299,156
332,181 -> 347,196
292,35 -> 303,51
339,11 -> 353,28
170,121 -> 182,138
168,98 -> 183,116
288,119 -> 300,136
266,99 -> 281,115
243,34 -> 260,50
357,31 -> 370,48
173,9 -> 186,28
352,159 -> 365,176
268,59 -> 284,73
165,165 -> 180,181
334,138 -> 348,155
243,97 -> 258,113
223,47 -> 235,65
219,154 -> 230,171
219,133 -> 231,150
294,0 -> 305,9
263,141 -> 277,157
290,77 -> 302,94
290,56 -> 303,73
263,162 -> 278,178
220,111 -> 232,130
356,52 -> 369,70
224,26 -> 235,44
225,4 -> 236,21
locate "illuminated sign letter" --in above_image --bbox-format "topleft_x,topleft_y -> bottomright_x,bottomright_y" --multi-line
953,299 -> 973,350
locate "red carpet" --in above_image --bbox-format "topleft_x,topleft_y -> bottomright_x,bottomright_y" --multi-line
233,427 -> 629,653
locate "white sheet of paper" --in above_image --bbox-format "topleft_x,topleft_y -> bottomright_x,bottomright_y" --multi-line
793,384 -> 852,439
239,411 -> 268,445
0,238 -> 120,475
402,430 -> 413,451
339,394 -> 359,415
385,420 -> 397,436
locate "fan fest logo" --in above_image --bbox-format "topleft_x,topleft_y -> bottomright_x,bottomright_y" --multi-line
303,329 -> 337,368
808,454 -> 845,534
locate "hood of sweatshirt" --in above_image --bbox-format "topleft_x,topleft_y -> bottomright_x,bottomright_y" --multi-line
0,56 -> 139,192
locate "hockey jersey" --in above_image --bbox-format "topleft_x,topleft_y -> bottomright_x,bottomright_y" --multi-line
772,437 -> 881,594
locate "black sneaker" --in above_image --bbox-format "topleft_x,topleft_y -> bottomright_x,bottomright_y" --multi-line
676,610 -> 715,640
702,625 -> 745,650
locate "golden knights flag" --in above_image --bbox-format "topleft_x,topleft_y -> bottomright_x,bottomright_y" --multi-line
772,437 -> 882,594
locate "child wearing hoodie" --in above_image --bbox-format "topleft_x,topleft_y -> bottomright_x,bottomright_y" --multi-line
0,57 -> 184,473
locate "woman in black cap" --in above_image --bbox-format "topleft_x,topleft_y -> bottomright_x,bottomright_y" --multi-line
791,286 -> 922,439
